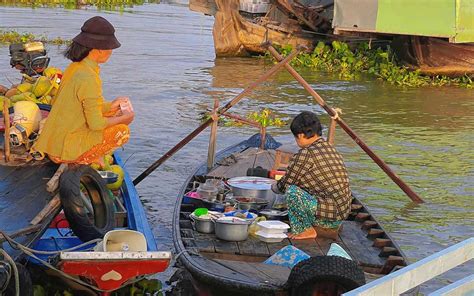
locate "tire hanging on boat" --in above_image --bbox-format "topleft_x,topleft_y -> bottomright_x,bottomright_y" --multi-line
59,165 -> 115,242
287,256 -> 366,296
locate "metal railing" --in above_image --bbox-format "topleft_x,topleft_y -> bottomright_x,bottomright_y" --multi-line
343,237 -> 474,296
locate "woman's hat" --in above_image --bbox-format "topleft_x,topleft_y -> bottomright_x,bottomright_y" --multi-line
73,16 -> 121,50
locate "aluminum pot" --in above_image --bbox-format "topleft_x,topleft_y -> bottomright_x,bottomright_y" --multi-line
190,215 -> 215,234
227,176 -> 277,206
214,217 -> 250,241
235,197 -> 268,211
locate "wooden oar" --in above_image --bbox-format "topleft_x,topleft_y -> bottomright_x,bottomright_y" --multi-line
133,48 -> 301,186
266,44 -> 424,203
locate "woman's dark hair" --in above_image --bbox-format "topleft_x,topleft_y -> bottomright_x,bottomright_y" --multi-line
290,111 -> 322,138
64,41 -> 92,62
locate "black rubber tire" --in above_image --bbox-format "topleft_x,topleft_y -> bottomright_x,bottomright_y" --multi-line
59,165 -> 115,242
287,256 -> 366,296
4,263 -> 33,296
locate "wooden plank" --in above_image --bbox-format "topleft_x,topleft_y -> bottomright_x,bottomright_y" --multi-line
373,238 -> 392,248
190,256 -> 260,285
237,236 -> 270,257
339,221 -> 385,267
214,259 -> 290,288
379,247 -> 399,258
214,239 -> 240,254
266,238 -> 291,255
195,239 -> 216,253
367,228 -> 385,239
343,238 -> 474,296
361,220 -> 378,230
208,148 -> 276,178
180,229 -> 194,238
290,238 -> 324,256
315,237 -> 336,254
179,220 -> 192,229
355,212 -> 371,222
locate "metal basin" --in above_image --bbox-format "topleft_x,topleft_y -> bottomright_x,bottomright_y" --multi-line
190,215 -> 215,234
214,217 -> 250,241
227,176 -> 277,206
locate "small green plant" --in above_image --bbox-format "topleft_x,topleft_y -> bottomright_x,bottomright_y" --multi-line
247,109 -> 286,127
273,41 -> 473,88
200,109 -> 286,128
0,0 -> 149,10
0,30 -> 70,45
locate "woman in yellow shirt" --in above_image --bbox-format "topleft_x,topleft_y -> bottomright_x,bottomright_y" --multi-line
33,16 -> 134,165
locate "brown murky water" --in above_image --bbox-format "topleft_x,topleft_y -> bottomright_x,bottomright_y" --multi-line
0,2 -> 473,293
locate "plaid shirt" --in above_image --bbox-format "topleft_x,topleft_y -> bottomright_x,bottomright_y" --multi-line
277,138 -> 352,221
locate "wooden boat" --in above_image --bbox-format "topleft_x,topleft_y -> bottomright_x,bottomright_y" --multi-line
173,134 -> 413,295
0,104 -> 171,295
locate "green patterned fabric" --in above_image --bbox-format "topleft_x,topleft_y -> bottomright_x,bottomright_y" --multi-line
286,185 -> 342,234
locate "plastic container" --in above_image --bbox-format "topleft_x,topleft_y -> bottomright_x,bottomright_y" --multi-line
256,230 -> 287,243
197,179 -> 219,201
193,208 -> 208,217
257,220 -> 290,234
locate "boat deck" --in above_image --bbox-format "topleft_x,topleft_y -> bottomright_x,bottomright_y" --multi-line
0,158 -> 58,259
178,146 -> 408,289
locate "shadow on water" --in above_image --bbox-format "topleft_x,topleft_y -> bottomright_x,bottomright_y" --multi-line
0,2 -> 473,294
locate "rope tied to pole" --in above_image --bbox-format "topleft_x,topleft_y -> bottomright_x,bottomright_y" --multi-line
330,108 -> 343,121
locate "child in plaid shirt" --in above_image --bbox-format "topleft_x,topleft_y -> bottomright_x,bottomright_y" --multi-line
272,111 -> 352,239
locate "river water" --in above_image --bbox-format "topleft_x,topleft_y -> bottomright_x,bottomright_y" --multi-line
0,2 -> 473,294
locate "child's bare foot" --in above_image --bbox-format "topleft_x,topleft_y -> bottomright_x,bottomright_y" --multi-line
288,227 -> 317,240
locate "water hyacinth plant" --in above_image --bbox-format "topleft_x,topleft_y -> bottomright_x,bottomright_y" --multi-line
0,0 -> 153,10
0,30 -> 70,45
276,41 -> 473,88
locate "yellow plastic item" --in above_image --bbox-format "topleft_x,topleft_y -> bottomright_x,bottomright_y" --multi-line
249,216 -> 266,237
43,67 -> 62,79
9,101 -> 42,146
106,164 -> 124,191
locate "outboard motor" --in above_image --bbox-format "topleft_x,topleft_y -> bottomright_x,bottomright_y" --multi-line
9,42 -> 50,77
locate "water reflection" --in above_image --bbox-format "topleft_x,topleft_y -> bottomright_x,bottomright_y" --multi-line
0,2 -> 472,292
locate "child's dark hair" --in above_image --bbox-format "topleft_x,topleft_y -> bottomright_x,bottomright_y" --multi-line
290,111 -> 322,138
64,41 -> 91,62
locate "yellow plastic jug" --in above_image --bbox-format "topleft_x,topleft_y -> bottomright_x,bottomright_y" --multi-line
9,101 -> 42,146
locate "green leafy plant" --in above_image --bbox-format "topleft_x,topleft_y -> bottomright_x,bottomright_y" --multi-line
0,30 -> 70,45
247,109 -> 286,127
273,41 -> 473,88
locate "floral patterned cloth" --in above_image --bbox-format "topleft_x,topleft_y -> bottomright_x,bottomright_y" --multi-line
286,185 -> 342,234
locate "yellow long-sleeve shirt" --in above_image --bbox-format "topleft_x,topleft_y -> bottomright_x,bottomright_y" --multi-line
33,57 -> 112,161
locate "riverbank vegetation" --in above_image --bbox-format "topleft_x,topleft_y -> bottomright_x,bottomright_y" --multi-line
276,41 -> 473,88
0,30 -> 69,45
0,0 -> 155,10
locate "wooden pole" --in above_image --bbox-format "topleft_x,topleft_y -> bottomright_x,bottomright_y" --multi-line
327,108 -> 341,145
266,44 -> 424,203
260,126 -> 266,150
207,99 -> 219,171
3,98 -> 10,163
327,118 -> 336,145
132,48 -> 301,186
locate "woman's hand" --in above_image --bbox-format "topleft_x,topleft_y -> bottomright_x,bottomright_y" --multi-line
120,110 -> 135,125
110,96 -> 130,113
